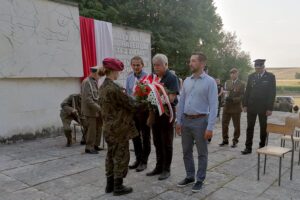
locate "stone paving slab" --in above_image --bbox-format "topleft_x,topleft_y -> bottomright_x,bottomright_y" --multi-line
0,112 -> 300,200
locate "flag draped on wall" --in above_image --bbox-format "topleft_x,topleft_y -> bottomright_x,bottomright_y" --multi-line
79,17 -> 113,79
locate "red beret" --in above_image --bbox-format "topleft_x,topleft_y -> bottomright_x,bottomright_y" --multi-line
102,58 -> 124,71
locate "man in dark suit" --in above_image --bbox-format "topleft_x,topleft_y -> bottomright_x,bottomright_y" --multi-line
241,59 -> 276,155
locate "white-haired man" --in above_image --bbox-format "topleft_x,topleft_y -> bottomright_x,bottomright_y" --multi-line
146,54 -> 180,180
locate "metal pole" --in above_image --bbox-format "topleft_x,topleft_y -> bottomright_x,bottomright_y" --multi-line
279,157 -> 282,186
263,155 -> 267,175
258,153 -> 260,181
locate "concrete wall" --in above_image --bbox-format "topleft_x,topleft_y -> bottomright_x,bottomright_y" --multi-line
0,78 -> 81,138
0,0 -> 82,139
0,0 -> 82,78
0,0 -> 152,140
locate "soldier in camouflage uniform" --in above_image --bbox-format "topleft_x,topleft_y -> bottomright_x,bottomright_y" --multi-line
99,58 -> 138,196
60,94 -> 85,147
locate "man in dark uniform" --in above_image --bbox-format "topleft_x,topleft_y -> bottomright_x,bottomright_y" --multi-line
219,68 -> 245,148
241,59 -> 276,155
60,94 -> 86,147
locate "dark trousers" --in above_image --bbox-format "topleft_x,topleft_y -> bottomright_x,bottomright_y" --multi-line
217,97 -> 222,117
222,112 -> 241,144
152,113 -> 174,172
132,117 -> 151,164
245,112 -> 267,150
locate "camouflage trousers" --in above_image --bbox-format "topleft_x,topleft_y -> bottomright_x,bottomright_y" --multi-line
60,113 -> 76,141
105,141 -> 130,179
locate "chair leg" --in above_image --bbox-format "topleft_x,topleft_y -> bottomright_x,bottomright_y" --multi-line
296,131 -> 300,147
258,153 -> 260,181
291,150 -> 294,180
279,157 -> 282,186
280,139 -> 283,147
298,148 -> 300,166
263,155 -> 267,174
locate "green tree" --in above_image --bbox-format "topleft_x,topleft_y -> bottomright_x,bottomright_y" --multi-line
69,0 -> 252,80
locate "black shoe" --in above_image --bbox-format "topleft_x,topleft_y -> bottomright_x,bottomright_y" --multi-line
105,176 -> 114,193
85,149 -> 99,154
113,178 -> 133,196
192,181 -> 203,192
158,171 -> 170,180
177,178 -> 195,187
146,168 -> 162,176
136,163 -> 147,172
241,149 -> 252,155
231,143 -> 237,148
129,161 -> 140,169
94,146 -> 104,151
219,141 -> 229,146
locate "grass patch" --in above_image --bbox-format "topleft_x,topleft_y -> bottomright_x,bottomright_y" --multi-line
277,79 -> 300,86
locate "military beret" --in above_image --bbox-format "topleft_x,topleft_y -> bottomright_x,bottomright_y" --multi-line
230,68 -> 238,73
254,59 -> 266,68
102,58 -> 124,71
90,66 -> 99,73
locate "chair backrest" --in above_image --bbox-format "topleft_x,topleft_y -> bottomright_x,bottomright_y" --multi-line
267,115 -> 299,136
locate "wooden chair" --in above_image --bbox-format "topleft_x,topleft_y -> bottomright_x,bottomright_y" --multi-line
281,126 -> 300,166
73,122 -> 105,149
257,115 -> 297,186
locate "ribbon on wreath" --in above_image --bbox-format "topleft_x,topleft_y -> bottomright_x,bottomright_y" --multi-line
134,74 -> 173,123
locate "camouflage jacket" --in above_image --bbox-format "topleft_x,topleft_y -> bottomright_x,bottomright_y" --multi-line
98,78 -> 138,143
60,94 -> 81,119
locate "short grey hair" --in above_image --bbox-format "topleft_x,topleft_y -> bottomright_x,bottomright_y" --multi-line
152,53 -> 168,66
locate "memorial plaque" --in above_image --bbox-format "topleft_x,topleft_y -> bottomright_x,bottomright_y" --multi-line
112,26 -> 151,87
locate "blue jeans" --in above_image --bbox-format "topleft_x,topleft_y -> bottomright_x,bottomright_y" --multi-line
181,116 -> 208,182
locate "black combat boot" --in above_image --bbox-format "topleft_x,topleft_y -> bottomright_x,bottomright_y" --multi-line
105,176 -> 114,193
113,178 -> 133,196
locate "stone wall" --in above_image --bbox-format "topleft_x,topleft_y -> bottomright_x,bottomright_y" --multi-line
0,0 -> 82,140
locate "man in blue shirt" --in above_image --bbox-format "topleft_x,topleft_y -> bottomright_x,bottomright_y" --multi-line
125,56 -> 150,172
176,52 -> 218,192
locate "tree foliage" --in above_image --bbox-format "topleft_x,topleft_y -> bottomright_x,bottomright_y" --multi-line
69,0 -> 252,81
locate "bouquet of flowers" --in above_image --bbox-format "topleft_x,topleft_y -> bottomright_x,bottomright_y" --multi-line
133,74 -> 173,126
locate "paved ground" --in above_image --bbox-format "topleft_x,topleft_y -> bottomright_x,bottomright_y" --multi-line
0,112 -> 300,200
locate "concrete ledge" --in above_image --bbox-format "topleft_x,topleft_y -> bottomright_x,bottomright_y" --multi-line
0,126 -> 63,144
